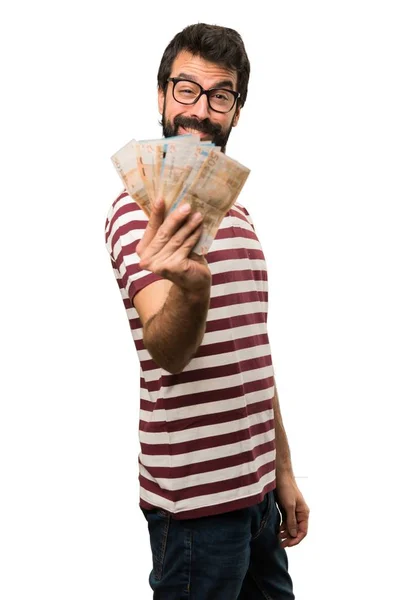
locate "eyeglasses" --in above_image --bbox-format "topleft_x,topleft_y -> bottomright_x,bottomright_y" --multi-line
167,78 -> 240,114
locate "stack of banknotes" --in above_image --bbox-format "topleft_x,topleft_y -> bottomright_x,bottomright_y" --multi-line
111,134 -> 250,254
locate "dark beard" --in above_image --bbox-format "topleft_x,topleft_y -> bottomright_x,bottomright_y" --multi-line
161,112 -> 234,153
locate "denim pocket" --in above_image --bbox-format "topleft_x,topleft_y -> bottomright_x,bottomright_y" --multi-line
252,491 -> 272,540
144,509 -> 171,581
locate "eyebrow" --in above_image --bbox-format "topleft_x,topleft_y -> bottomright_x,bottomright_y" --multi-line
175,72 -> 235,90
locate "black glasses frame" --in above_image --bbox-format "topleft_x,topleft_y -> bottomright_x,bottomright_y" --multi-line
167,78 -> 241,114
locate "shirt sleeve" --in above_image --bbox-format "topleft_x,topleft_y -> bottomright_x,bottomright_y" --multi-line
240,204 -> 256,232
105,193 -> 162,302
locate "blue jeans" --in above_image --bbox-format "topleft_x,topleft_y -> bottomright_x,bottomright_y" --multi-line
140,490 -> 295,599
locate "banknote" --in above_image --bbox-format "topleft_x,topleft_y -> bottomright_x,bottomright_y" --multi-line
112,135 -> 203,215
157,135 -> 201,208
135,139 -> 165,205
111,134 -> 250,254
111,139 -> 151,216
161,140 -> 216,212
168,149 -> 250,254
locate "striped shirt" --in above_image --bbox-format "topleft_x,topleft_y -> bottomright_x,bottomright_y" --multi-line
105,191 -> 276,519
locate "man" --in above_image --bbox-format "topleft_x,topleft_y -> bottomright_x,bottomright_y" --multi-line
105,23 -> 309,599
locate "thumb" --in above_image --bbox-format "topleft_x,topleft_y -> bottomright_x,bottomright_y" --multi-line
286,507 -> 298,537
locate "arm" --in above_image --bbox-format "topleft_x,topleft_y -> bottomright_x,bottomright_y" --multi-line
136,280 -> 210,374
273,381 -> 295,479
134,198 -> 211,374
273,378 -> 310,548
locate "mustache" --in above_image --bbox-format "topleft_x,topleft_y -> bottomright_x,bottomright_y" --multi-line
173,115 -> 222,137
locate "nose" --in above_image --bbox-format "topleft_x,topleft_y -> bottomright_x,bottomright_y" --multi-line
188,92 -> 211,121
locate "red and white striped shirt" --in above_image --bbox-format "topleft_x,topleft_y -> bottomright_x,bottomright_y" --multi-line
105,191 -> 276,519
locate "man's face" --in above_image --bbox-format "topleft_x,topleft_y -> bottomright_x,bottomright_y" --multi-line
158,51 -> 241,152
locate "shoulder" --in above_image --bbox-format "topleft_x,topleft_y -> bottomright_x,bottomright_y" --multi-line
105,190 -> 148,258
230,201 -> 255,229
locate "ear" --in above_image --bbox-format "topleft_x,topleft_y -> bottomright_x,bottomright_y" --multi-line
158,87 -> 165,115
232,106 -> 241,127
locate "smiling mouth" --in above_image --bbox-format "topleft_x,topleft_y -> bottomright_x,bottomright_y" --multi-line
179,126 -> 210,139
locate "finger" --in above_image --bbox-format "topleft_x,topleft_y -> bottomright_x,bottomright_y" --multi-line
280,530 -> 307,548
140,202 -> 193,258
279,525 -> 289,541
157,202 -> 198,248
172,220 -> 203,259
297,516 -> 309,537
161,213 -> 203,257
137,197 -> 165,255
279,520 -> 308,548
144,222 -> 203,277
285,507 -> 298,538
140,209 -> 202,267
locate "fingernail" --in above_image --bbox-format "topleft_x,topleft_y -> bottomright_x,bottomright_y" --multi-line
155,197 -> 164,208
179,203 -> 191,214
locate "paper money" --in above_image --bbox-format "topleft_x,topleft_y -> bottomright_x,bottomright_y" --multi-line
158,135 -> 201,209
111,139 -> 151,216
161,140 -> 216,213
169,149 -> 250,254
135,138 -> 167,204
111,134 -> 250,254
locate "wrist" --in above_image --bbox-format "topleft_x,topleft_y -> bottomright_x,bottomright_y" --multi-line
276,463 -> 295,480
180,283 -> 210,305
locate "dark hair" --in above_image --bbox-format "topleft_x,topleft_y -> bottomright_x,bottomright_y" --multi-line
157,23 -> 250,108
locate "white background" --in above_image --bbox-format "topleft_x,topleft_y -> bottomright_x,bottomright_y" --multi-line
1,1 -> 399,598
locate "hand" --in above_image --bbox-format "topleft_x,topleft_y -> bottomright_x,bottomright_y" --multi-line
275,473 -> 310,548
137,198 -> 211,295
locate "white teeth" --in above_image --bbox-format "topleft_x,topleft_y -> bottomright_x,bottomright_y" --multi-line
181,127 -> 209,137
